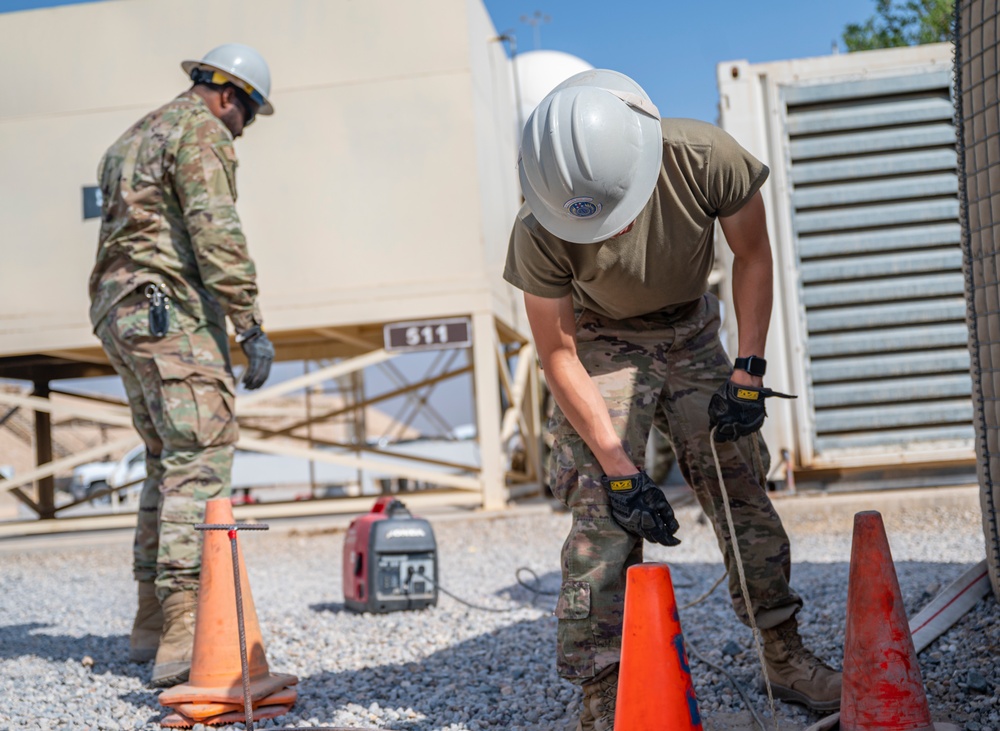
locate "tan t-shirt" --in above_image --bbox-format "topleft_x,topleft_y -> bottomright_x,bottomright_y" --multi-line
503,118 -> 768,320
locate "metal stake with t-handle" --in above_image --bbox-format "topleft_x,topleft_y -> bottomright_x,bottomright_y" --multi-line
194,520 -> 270,730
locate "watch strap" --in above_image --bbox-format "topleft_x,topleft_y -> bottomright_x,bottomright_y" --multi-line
735,355 -> 767,377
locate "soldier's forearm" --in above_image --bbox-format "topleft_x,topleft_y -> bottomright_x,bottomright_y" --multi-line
544,351 -> 637,476
228,306 -> 263,335
731,252 -> 771,389
188,221 -> 262,334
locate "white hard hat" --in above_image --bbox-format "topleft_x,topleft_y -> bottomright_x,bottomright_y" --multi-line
518,69 -> 662,244
182,43 -> 274,115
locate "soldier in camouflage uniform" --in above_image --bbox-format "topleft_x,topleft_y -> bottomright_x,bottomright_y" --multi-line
89,44 -> 277,687
504,70 -> 841,729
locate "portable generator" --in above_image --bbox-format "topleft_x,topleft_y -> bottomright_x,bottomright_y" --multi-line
343,497 -> 438,613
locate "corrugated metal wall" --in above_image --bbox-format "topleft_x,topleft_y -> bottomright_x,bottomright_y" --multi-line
784,69 -> 974,455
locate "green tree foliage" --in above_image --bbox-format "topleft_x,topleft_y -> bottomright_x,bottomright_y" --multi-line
843,0 -> 955,51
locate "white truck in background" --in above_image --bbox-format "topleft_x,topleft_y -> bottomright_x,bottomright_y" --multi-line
68,460 -> 116,503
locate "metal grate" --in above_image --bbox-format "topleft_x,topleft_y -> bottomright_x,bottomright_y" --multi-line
783,69 -> 974,454
955,0 -> 1000,600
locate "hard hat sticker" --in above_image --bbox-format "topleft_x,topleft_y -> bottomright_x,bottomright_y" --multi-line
564,197 -> 602,218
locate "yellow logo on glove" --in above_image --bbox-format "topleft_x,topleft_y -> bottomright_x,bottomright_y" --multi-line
609,479 -> 634,491
736,388 -> 760,401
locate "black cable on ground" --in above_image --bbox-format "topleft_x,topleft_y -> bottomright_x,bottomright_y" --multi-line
680,572 -> 767,731
516,566 -> 560,596
686,638 -> 769,731
417,564 -> 719,613
417,573 -> 528,613
401,566 -> 563,613
678,569 -> 771,729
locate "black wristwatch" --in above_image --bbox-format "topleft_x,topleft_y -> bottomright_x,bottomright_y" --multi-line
735,355 -> 767,377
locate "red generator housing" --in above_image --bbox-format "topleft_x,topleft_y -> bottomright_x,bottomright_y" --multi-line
343,497 -> 438,613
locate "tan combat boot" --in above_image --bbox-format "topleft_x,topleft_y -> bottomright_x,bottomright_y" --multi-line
761,617 -> 842,712
573,664 -> 618,731
128,581 -> 163,662
150,590 -> 197,687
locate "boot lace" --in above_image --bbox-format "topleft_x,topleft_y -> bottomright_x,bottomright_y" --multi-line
596,671 -> 617,724
582,669 -> 618,729
775,622 -> 832,671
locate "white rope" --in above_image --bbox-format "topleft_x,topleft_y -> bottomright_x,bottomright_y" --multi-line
709,426 -> 779,731
679,570 -> 727,611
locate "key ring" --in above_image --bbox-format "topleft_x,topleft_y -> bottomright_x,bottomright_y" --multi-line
144,284 -> 169,308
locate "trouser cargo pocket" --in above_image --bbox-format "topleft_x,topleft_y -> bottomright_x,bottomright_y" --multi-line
555,580 -> 592,620
151,356 -> 238,450
555,580 -> 594,679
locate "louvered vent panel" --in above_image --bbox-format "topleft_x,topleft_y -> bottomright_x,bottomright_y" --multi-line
784,70 -> 974,454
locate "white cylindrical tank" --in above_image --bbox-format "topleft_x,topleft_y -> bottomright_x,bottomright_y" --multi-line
513,50 -> 592,136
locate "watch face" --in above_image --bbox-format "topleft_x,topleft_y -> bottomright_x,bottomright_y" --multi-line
738,357 -> 766,376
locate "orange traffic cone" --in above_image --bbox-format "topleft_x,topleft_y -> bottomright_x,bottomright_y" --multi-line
841,511 -> 953,731
615,563 -> 703,731
159,497 -> 297,723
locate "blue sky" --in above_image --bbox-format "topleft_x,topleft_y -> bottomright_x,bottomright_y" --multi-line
483,0 -> 883,122
4,0 -> 882,123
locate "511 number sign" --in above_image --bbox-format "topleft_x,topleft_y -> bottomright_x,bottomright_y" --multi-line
383,317 -> 472,352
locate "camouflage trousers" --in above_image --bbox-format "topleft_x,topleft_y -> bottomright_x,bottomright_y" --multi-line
548,293 -> 802,682
96,289 -> 237,602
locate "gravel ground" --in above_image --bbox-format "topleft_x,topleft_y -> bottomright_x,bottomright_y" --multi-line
0,490 -> 995,731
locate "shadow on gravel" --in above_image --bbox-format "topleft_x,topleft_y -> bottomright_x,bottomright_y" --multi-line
284,616 -> 572,731
310,601 -> 347,613
0,623 -> 144,676
116,689 -> 163,721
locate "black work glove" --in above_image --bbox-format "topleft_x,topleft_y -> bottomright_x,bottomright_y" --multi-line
238,326 -> 275,390
708,381 -> 796,442
600,470 -> 681,546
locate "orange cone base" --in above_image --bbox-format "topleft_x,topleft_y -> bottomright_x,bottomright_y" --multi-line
197,703 -> 293,726
160,703 -> 292,728
159,671 -> 298,706
160,712 -> 195,729
167,686 -> 298,720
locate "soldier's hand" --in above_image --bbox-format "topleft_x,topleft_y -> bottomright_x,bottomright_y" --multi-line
238,326 -> 275,390
708,381 -> 796,442
600,471 -> 681,546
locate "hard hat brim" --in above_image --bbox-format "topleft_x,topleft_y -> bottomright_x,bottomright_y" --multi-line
181,60 -> 274,115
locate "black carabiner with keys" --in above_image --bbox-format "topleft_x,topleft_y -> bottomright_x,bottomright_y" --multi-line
144,284 -> 170,337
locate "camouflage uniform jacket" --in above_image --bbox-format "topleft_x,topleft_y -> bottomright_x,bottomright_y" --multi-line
89,90 -> 262,335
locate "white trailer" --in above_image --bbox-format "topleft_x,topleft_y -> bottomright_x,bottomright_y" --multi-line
715,44 -> 973,484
